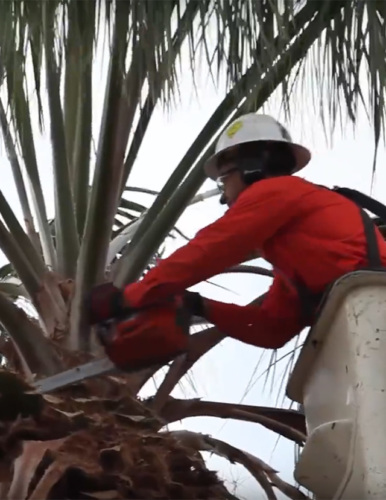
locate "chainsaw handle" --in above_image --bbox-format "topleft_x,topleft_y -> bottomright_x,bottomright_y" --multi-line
95,310 -> 139,347
95,322 -> 114,347
93,295 -> 193,348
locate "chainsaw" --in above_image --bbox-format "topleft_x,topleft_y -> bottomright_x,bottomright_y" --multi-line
33,300 -> 203,394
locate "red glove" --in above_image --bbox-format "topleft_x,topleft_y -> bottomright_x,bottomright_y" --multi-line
85,282 -> 132,325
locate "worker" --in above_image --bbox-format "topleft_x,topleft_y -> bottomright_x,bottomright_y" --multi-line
87,113 -> 386,351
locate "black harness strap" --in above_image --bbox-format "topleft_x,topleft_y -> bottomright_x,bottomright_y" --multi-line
358,207 -> 382,268
293,190 -> 386,323
262,186 -> 386,324
334,186 -> 386,224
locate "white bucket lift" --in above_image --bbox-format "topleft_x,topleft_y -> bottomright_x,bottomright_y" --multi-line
286,270 -> 386,499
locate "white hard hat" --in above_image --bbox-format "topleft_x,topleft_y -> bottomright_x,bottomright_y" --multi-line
204,113 -> 311,180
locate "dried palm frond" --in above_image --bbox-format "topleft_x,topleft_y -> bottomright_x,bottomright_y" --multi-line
0,370 -> 306,499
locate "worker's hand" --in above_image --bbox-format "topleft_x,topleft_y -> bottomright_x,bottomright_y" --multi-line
85,282 -> 131,325
182,291 -> 206,317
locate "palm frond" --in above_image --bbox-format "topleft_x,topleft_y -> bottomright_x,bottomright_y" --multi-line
218,265 -> 273,278
0,263 -> 16,280
158,397 -> 306,444
0,292 -> 61,377
42,1 -> 79,277
0,278 -> 28,299
0,99 -> 38,247
108,187 -> 220,266
7,82 -> 57,268
170,430 -> 310,500
0,216 -> 42,299
0,189 -> 46,280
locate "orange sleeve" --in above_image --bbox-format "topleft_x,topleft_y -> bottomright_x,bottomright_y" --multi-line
204,274 -> 308,349
123,177 -> 301,308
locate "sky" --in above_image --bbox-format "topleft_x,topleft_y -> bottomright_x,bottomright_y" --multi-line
1,16 -> 386,500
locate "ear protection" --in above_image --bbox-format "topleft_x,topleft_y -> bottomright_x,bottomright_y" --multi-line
238,157 -> 266,185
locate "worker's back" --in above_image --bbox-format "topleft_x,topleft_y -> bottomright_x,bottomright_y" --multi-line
259,176 -> 386,293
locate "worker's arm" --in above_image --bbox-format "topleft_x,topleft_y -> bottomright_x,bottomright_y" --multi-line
123,177 -> 301,308
204,273 -> 308,349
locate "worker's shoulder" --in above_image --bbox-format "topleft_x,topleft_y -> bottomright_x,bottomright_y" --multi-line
240,175 -> 317,201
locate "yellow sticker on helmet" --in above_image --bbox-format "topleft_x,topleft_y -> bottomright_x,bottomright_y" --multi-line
226,120 -> 243,138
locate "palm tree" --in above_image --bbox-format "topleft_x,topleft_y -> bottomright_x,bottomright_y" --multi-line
0,0 -> 384,498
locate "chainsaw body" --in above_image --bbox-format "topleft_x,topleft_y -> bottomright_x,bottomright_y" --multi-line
96,297 -> 191,370
33,298 -> 193,394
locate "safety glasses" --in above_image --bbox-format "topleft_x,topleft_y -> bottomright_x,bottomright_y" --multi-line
216,167 -> 239,192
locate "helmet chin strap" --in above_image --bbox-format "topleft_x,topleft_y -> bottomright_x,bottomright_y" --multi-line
219,193 -> 227,205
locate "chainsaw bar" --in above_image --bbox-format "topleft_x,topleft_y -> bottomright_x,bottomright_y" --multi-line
33,357 -> 118,394
32,314 -> 207,394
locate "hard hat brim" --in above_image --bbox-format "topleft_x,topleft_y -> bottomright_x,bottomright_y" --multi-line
204,141 -> 311,181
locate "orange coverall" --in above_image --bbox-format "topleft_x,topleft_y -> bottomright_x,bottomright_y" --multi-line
123,176 -> 386,349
